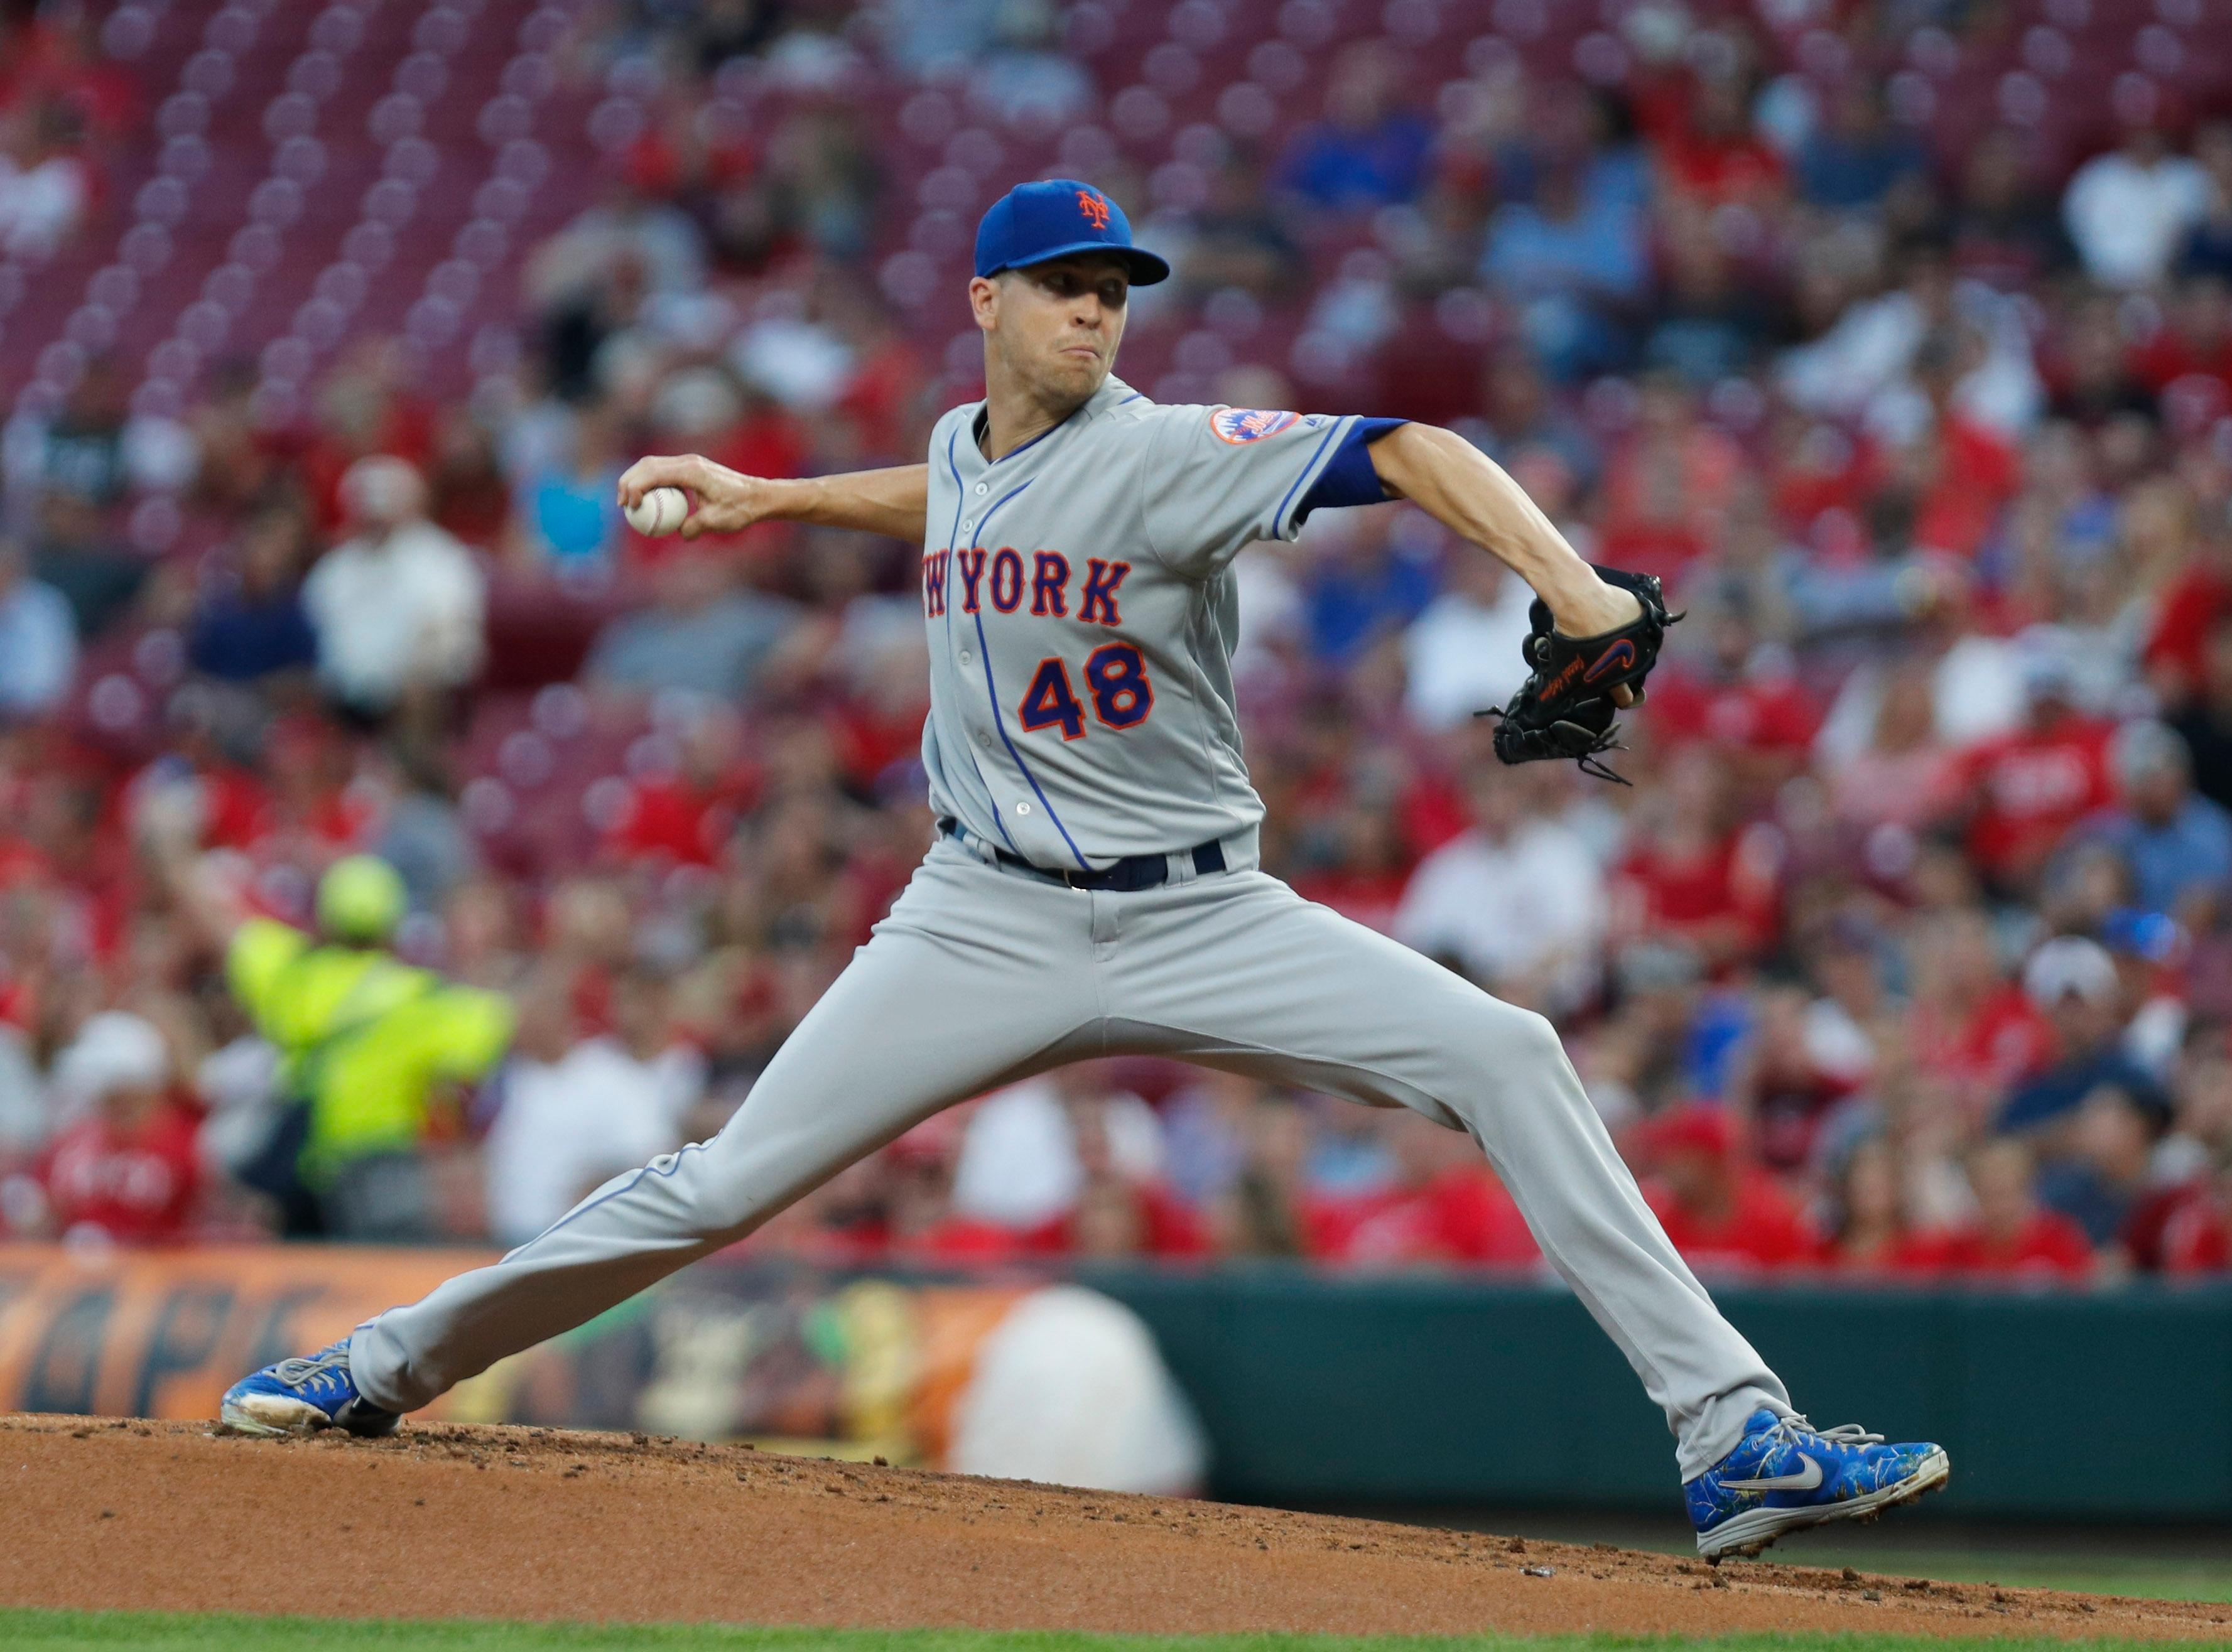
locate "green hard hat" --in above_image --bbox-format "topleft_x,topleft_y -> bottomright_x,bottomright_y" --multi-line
317,854 -> 406,942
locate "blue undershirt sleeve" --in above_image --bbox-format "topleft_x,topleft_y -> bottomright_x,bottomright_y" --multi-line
1296,417 -> 1409,522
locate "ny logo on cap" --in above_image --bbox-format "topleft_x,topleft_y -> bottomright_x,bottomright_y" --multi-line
1076,188 -> 1110,230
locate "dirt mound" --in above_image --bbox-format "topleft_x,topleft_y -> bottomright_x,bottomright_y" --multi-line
1,1413 -> 2224,1639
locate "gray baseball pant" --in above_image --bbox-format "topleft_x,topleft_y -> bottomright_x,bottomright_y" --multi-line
352,833 -> 1789,1479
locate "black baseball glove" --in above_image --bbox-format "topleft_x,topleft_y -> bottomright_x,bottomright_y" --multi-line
1476,567 -> 1681,786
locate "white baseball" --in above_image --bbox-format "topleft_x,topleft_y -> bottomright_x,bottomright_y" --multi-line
624,485 -> 689,537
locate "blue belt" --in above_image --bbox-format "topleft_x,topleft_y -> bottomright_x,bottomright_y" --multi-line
938,817 -> 1225,891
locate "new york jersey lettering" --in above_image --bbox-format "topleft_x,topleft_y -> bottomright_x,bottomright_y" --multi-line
1079,558 -> 1129,626
955,549 -> 987,613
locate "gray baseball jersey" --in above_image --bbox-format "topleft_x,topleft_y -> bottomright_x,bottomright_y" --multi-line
919,377 -> 1365,868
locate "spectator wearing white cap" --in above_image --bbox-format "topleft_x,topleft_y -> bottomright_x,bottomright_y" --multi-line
302,456 -> 486,719
15,1013 -> 202,1246
2084,721 -> 2232,922
1998,937 -> 2168,1135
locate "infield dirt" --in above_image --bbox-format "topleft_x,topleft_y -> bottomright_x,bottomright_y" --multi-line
1,1413 -> 2224,1641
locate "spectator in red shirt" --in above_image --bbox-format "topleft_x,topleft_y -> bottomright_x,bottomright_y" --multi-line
1905,906 -> 2055,1107
1615,749 -> 1783,966
1305,1112 -> 1537,1268
607,703 -> 759,869
1645,607 -> 1821,809
1899,332 -> 2021,561
881,1115 -> 1030,1265
2132,275 -> 2232,406
1932,1140 -> 2096,1282
2156,1150 -> 2232,1275
1815,1137 -> 1949,1278
1953,664 -> 2115,893
32,1012 -> 200,1244
1637,1103 -> 1812,1274
1657,73 -> 1785,208
1061,1097 -> 1208,1260
2150,546 -> 2232,716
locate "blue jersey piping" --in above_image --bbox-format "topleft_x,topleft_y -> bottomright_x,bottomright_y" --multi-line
960,473 -> 1092,870
940,425 -> 1023,854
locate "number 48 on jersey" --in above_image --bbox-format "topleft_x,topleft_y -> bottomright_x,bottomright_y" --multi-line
1019,644 -> 1154,740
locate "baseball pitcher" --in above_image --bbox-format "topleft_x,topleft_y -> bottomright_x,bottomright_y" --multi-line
224,180 -> 1948,1560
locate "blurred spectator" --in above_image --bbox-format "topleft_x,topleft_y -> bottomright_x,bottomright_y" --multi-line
0,536 -> 75,718
2000,937 -> 2167,1136
584,551 -> 799,702
480,969 -> 698,1248
1482,155 -> 1647,381
1948,128 -> 2071,291
1281,45 -> 1433,213
2171,613 -> 2232,811
1934,1140 -> 2095,1282
303,458 -> 487,721
1394,762 -> 1605,1013
2062,116 -> 2211,291
1794,82 -> 1926,214
512,406 -> 626,573
26,1012 -> 200,1245
1401,549 -> 1535,729
2159,1150 -> 2232,1273
1814,1136 -> 1939,1277
1823,659 -> 1959,831
2181,122 -> 2232,281
1304,1111 -> 1535,1268
1063,1091 -> 1206,1260
187,504 -> 318,686
1299,508 -> 1438,667
1955,664 -> 2115,895
608,704 -> 759,869
1637,1104 -> 1812,1274
951,1066 -> 1164,1241
1613,749 -> 1779,967
2083,721 -> 2232,922
1176,160 -> 1302,302
0,99 -> 92,259
533,168 -> 708,303
2034,1080 -> 2172,1251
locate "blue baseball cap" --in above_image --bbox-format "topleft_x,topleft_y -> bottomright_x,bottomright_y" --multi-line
973,178 -> 1170,286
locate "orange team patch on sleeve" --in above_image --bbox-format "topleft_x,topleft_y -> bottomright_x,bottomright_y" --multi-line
1209,407 -> 1301,444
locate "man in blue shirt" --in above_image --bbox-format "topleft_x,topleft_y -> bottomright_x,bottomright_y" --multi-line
2089,721 -> 2232,919
1279,44 -> 1433,212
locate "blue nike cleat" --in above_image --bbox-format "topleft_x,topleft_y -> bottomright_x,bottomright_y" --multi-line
219,1339 -> 400,1439
1686,1408 -> 1949,1561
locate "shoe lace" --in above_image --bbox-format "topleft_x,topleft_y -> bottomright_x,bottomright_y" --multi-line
270,1346 -> 347,1388
1772,1413 -> 1882,1449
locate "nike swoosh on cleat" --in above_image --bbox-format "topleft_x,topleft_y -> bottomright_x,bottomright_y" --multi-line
1724,1453 -> 1824,1493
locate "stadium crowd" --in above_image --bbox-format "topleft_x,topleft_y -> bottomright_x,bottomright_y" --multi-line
1,0 -> 2231,1286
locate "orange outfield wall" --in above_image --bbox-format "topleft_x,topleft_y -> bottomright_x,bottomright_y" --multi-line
0,1243 -> 495,1423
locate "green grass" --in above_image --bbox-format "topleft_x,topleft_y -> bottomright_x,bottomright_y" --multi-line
0,1618 -> 2210,1652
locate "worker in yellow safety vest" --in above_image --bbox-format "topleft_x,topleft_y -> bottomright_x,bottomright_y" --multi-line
224,855 -> 512,1239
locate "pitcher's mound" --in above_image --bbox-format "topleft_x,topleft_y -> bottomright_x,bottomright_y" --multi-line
0,1415 -> 2221,1640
